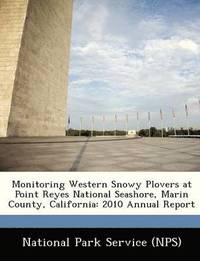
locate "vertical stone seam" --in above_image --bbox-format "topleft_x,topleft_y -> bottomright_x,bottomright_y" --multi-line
6,0 -> 30,136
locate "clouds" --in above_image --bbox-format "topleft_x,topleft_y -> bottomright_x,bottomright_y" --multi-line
68,0 -> 200,129
144,38 -> 199,55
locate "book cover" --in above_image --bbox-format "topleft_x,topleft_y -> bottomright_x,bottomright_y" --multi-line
0,0 -> 199,255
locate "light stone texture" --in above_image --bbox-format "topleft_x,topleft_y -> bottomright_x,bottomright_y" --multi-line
0,0 -> 29,137
0,0 -> 73,137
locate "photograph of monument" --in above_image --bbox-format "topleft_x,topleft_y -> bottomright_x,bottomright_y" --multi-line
0,0 -> 72,137
0,0 -> 200,171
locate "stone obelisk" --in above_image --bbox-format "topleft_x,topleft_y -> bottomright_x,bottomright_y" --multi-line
0,0 -> 73,137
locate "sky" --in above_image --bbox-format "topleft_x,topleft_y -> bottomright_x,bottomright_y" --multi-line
67,0 -> 200,130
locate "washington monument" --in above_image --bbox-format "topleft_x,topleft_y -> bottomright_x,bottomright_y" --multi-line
0,0 -> 73,137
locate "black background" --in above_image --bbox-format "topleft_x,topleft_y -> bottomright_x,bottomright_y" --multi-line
0,228 -> 199,255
